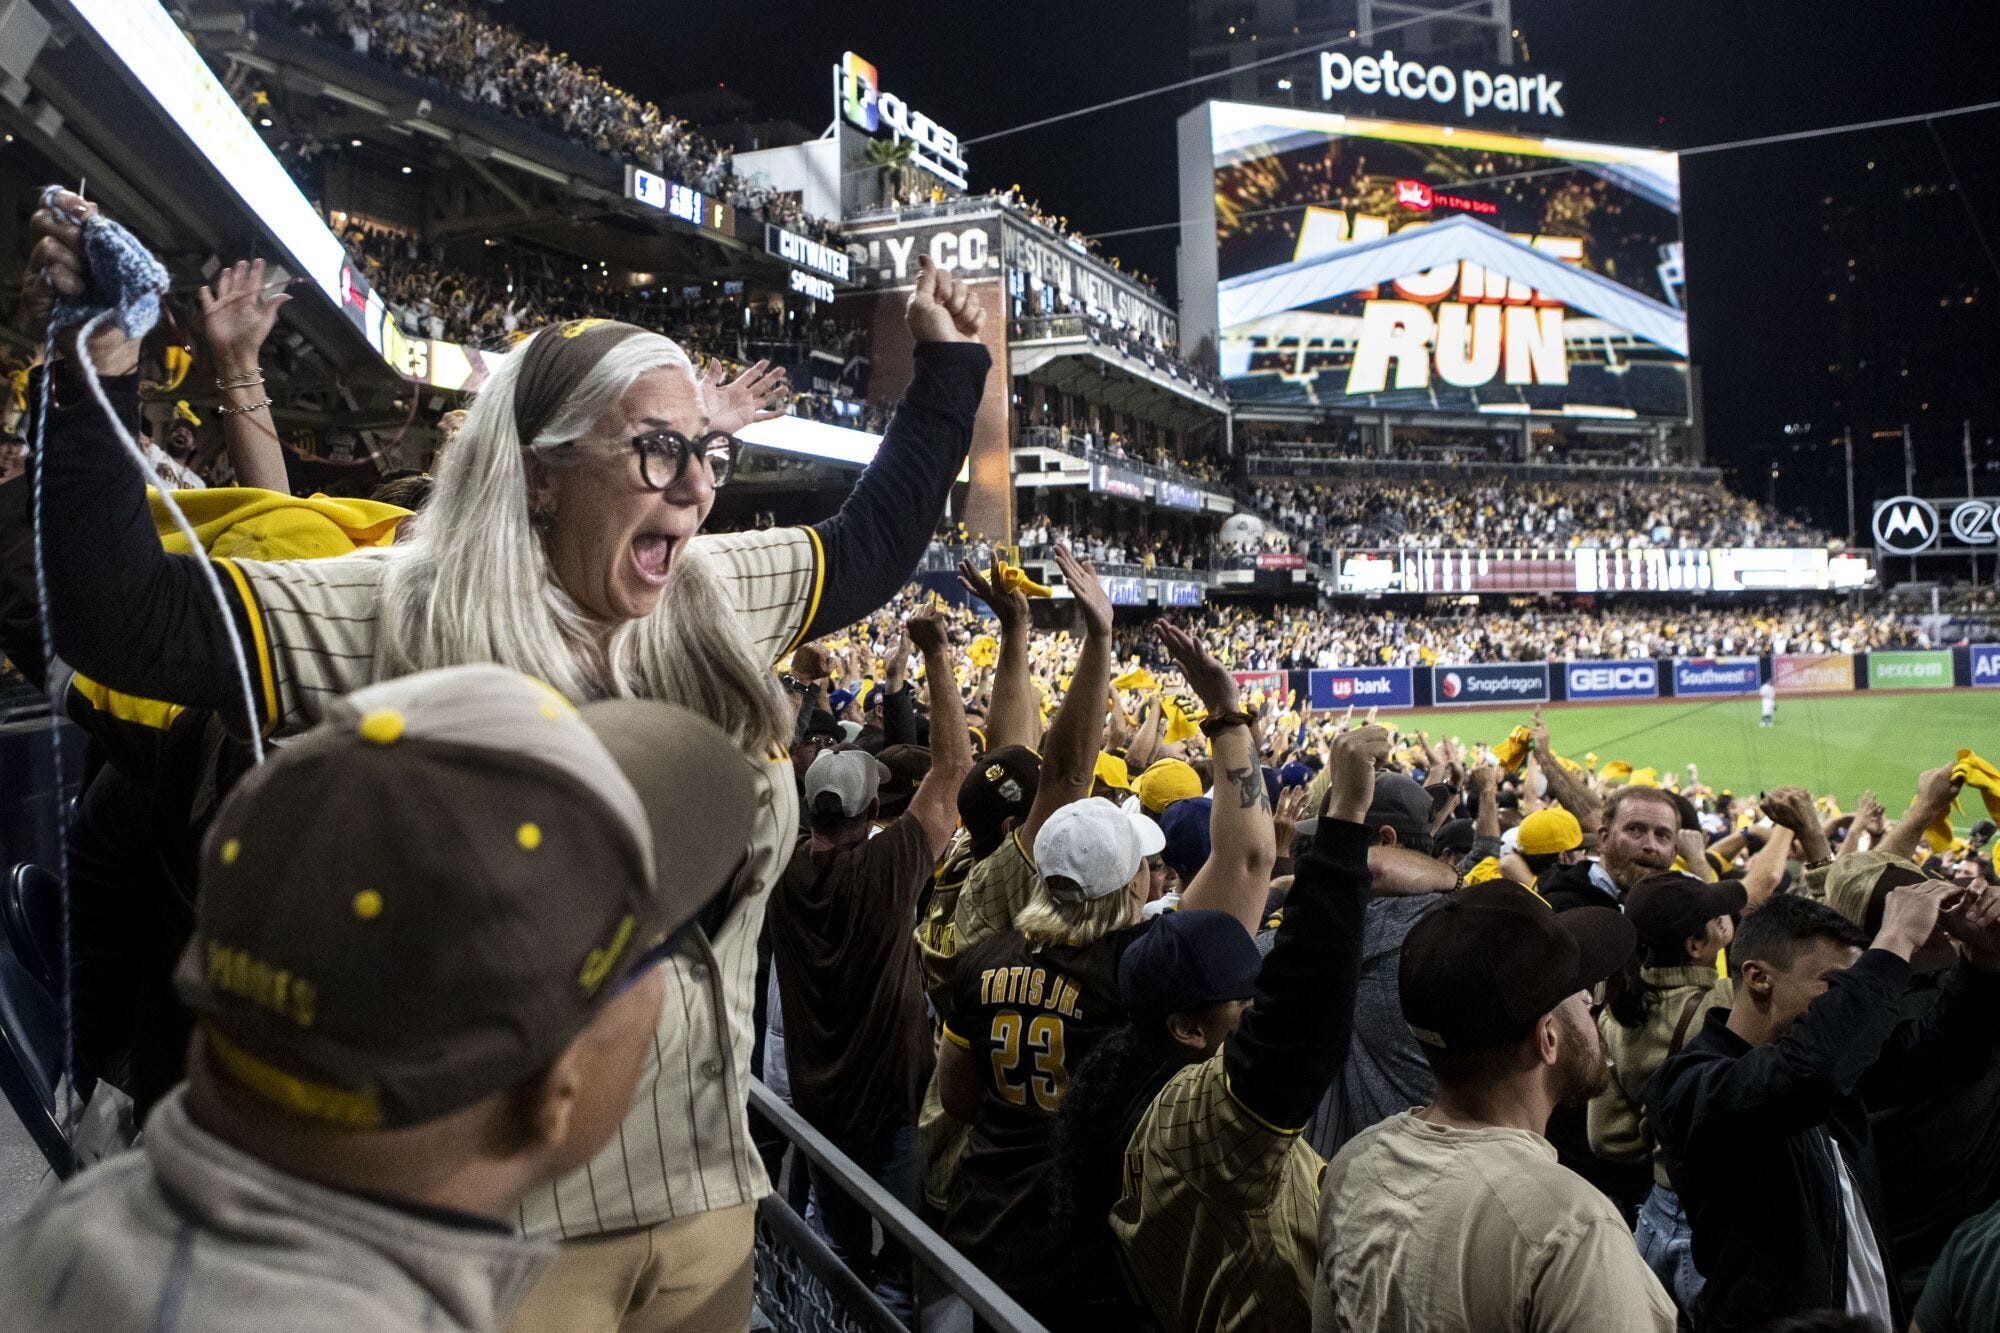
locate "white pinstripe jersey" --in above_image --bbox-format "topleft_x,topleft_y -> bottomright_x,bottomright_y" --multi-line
225,526 -> 824,1233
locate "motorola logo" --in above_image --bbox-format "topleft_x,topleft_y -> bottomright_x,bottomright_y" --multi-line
1872,497 -> 1938,554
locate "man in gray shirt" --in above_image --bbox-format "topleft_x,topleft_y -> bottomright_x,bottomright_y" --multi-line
0,666 -> 760,1332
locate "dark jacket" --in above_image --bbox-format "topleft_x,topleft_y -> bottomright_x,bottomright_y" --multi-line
1649,951 -> 2000,1332
1537,859 -> 1622,913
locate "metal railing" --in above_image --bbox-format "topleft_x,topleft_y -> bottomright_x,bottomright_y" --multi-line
1014,427 -> 1229,493
1009,318 -> 1224,398
748,1080 -> 1045,1333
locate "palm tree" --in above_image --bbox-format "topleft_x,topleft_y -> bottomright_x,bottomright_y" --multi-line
862,136 -> 919,203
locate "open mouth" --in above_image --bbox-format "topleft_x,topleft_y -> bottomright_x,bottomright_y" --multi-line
630,533 -> 678,586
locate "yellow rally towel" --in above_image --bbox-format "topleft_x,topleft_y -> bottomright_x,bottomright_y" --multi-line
1629,767 -> 1660,788
1491,725 -> 1532,774
1462,856 -> 1503,885
968,635 -> 999,669
993,556 -> 1052,598
1600,760 -> 1634,783
1584,752 -> 1600,770
152,487 -> 408,560
1929,748 -> 2000,852
1113,666 -> 1160,693
1163,695 -> 1203,745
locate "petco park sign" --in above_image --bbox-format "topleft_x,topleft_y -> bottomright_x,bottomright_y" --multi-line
1321,49 -> 1564,120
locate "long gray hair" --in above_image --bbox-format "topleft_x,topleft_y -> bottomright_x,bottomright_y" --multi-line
375,329 -> 791,753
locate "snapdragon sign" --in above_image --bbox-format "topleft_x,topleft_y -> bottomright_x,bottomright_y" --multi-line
1431,663 -> 1549,706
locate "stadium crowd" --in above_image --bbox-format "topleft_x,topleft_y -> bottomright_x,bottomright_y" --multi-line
274,0 -> 836,238
1253,476 -> 1834,551
8,185 -> 2000,1333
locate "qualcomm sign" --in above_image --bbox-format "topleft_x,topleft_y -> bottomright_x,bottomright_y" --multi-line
1320,49 -> 1565,120
1565,661 -> 1658,702
836,51 -> 968,189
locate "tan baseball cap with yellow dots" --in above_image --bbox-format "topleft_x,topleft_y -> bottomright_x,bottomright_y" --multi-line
174,663 -> 760,1131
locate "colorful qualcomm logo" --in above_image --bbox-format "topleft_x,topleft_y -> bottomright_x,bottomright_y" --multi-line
840,52 -> 879,132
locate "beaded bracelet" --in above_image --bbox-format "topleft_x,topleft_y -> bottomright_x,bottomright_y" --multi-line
213,397 -> 274,416
215,372 -> 266,390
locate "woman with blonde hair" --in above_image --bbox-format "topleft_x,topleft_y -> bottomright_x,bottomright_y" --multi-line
26,187 -> 990,1329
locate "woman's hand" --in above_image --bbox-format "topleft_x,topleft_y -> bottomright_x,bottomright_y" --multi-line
905,256 -> 986,344
23,189 -> 138,376
702,358 -> 789,436
199,258 -> 291,377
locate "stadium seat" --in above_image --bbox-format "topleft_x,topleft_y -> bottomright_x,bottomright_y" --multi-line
4,863 -> 61,996
0,942 -> 79,1179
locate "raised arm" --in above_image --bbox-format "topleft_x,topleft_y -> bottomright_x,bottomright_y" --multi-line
905,605 -> 974,858
1222,724 -> 1387,1132
1125,692 -> 1164,773
957,559 -> 1038,751
1018,545 -> 1114,851
799,259 -> 991,638
24,190 -> 264,722
1530,708 -> 1603,839
1738,825 -> 1794,906
1761,786 -> 1835,866
197,258 -> 292,493
1879,765 -> 1962,863
1157,619 -> 1278,935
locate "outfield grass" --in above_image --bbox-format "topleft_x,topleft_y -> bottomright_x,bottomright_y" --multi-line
1381,690 -> 2000,818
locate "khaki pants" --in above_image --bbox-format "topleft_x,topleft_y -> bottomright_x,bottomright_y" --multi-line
508,1202 -> 756,1333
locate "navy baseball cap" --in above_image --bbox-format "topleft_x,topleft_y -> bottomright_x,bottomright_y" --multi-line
1278,762 -> 1313,790
1160,796 -> 1212,884
1118,909 -> 1262,1018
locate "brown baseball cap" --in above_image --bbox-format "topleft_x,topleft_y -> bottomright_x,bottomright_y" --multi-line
1399,880 -> 1636,1051
1625,873 -> 1748,959
176,664 -> 759,1131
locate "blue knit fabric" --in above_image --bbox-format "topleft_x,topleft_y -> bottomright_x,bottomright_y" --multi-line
40,184 -> 168,340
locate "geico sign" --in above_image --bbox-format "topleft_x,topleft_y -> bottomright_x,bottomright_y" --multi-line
1568,665 -> 1656,692
1321,49 -> 1565,119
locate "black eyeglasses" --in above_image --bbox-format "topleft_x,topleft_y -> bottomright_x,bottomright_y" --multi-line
631,429 -> 738,491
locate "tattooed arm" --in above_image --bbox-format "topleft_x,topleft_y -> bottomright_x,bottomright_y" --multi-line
1156,621 -> 1276,934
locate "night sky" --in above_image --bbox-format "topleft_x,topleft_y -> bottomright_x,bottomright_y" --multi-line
499,0 -> 2000,529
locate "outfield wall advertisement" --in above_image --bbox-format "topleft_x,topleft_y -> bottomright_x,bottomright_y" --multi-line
1772,654 -> 1856,694
1672,657 -> 1762,697
1974,646 -> 2000,688
1565,660 -> 1659,702
1308,667 -> 1416,710
1432,664 -> 1550,706
1866,651 -> 1954,690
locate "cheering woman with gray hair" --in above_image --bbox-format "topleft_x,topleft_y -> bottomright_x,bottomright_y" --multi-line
25,187 -> 990,1329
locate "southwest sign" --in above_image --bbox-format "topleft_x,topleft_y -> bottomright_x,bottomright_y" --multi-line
1673,657 -> 1761,697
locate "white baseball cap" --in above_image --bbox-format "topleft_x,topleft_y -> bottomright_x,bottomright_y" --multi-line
1035,797 -> 1168,902
804,749 -> 889,819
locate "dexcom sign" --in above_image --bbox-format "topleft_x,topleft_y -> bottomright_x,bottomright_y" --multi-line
1431,663 -> 1550,706
1565,661 -> 1659,702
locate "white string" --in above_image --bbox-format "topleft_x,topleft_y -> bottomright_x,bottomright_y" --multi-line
67,308 -> 267,765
